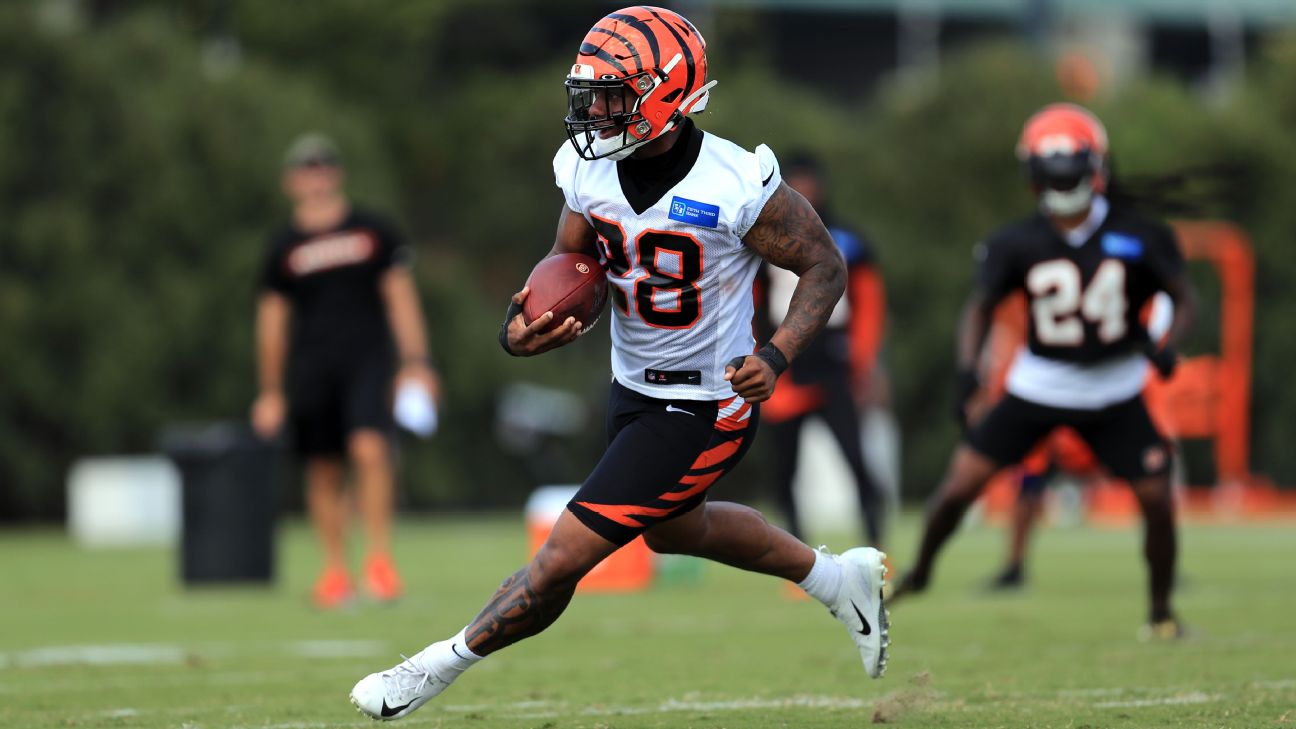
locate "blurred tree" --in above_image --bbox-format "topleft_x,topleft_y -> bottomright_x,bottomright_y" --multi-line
0,6 -> 397,518
2,2 -> 1294,520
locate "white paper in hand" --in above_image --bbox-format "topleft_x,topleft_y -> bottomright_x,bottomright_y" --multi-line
394,379 -> 437,437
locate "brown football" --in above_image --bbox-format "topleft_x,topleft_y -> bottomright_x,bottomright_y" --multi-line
523,253 -> 608,333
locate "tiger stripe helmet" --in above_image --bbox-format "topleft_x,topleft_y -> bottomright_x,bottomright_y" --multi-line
564,6 -> 716,161
1017,103 -> 1110,215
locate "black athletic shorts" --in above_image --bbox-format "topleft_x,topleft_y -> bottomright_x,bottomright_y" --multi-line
966,394 -> 1170,480
567,379 -> 760,546
288,350 -> 393,457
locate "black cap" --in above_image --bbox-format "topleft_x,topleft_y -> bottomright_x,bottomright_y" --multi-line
781,150 -> 826,179
283,132 -> 341,169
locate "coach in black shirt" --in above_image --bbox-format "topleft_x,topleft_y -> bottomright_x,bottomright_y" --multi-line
251,133 -> 437,608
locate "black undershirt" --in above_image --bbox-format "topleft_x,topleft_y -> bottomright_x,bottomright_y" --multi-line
616,118 -> 705,214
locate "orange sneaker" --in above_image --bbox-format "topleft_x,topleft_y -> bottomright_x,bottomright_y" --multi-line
364,553 -> 404,603
313,566 -> 355,610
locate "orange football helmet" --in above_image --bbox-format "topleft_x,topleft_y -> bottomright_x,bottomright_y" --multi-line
564,6 -> 716,161
1016,103 -> 1109,215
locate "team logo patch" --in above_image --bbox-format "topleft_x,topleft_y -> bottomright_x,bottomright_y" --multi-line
1101,232 -> 1144,260
668,196 -> 720,228
286,231 -> 376,276
1143,445 -> 1168,474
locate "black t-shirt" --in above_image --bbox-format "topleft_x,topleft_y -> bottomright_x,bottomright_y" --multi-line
976,205 -> 1184,364
260,209 -> 409,357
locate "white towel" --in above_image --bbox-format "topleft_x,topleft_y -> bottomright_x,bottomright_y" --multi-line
394,379 -> 437,437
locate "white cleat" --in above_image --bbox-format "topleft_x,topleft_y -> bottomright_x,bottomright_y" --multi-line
826,546 -> 890,678
349,642 -> 465,721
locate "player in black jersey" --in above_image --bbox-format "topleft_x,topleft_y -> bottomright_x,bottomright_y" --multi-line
758,152 -> 888,548
252,133 -> 439,609
890,104 -> 1198,639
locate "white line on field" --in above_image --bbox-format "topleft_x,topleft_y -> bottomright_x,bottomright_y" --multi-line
1057,687 -> 1125,697
287,640 -> 388,659
0,639 -> 388,669
66,695 -> 868,727
1094,691 -> 1222,709
6,644 -> 186,668
657,695 -> 868,712
445,693 -> 871,719
228,723 -> 372,729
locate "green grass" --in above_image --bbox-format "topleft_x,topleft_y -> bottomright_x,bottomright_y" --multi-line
2,512 -> 1294,728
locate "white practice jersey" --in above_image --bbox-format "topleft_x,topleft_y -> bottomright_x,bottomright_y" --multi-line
1005,290 -> 1174,410
553,132 -> 782,401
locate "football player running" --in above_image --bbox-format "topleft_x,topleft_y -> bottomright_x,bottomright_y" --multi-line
889,104 -> 1198,640
350,6 -> 888,721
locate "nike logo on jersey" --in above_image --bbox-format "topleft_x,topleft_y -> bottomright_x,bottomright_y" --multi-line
665,404 -> 695,416
851,601 -> 872,636
381,698 -> 415,717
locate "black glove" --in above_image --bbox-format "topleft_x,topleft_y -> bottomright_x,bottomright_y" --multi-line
1144,340 -> 1178,379
954,368 -> 980,427
727,342 -> 789,377
498,300 -> 523,356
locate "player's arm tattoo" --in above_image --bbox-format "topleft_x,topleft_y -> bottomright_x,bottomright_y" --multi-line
743,182 -> 846,361
463,566 -> 577,656
547,204 -> 599,258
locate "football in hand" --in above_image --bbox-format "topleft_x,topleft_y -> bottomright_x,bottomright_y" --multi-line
523,253 -> 608,333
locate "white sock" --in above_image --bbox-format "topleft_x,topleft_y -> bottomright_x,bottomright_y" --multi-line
424,628 -> 484,673
797,549 -> 843,606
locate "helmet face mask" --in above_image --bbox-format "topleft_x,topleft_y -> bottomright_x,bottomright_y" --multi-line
1027,151 -> 1094,191
564,6 -> 715,162
1017,103 -> 1109,217
564,71 -> 656,161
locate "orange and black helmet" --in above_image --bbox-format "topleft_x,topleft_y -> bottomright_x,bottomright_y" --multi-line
1017,103 -> 1110,200
564,6 -> 715,161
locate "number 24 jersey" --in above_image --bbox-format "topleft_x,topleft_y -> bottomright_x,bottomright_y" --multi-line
553,132 -> 781,401
976,205 -> 1185,365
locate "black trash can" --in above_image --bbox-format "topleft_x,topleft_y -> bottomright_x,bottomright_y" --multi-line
160,422 -> 278,585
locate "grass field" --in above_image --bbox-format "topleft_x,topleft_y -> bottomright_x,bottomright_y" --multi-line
2,512 -> 1294,728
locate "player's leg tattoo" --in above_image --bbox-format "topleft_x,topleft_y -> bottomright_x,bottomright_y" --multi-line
464,564 -> 578,656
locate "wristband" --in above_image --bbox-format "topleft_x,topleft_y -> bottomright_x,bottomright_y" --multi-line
754,341 -> 789,377
1143,340 -> 1178,379
499,300 -> 523,356
956,368 -> 980,401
